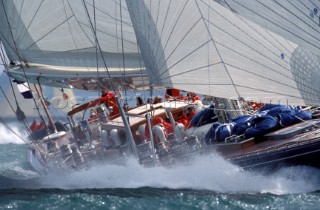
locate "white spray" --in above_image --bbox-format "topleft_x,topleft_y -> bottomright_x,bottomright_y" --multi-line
0,123 -> 25,144
38,154 -> 320,194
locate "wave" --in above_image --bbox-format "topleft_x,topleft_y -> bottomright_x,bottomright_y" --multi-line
30,154 -> 320,194
0,160 -> 40,189
0,162 -> 39,180
0,123 -> 26,144
0,144 -> 319,194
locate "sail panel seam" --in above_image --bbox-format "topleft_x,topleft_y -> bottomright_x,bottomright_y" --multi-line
16,0 -> 45,48
197,0 -> 241,99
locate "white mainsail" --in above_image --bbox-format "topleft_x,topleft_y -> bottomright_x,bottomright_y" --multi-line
126,0 -> 320,106
0,0 -> 146,89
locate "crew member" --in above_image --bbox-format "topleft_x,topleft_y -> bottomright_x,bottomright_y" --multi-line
165,88 -> 181,101
30,119 -> 46,132
145,117 -> 173,143
249,101 -> 264,111
94,89 -> 120,120
177,106 -> 197,129
183,92 -> 201,103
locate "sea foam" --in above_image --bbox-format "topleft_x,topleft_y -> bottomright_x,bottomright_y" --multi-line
38,154 -> 320,194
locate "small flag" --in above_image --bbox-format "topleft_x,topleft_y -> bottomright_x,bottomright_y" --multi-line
13,80 -> 33,99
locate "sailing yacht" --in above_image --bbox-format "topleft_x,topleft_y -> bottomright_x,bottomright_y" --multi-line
1,0 -> 320,174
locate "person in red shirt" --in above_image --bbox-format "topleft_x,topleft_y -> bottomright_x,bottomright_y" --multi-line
165,88 -> 181,101
30,119 -> 39,132
30,119 -> 46,132
177,106 -> 197,129
97,89 -> 120,120
249,101 -> 264,111
183,92 -> 201,103
144,117 -> 173,143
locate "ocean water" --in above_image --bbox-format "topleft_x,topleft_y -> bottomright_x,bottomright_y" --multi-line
1,124 -> 320,209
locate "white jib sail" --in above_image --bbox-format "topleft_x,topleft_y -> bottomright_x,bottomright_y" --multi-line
0,0 -> 146,89
126,0 -> 320,106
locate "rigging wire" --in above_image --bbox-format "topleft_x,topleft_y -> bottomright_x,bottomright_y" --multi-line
0,85 -> 17,116
16,0 -> 45,48
153,0 -> 172,62
0,34 -> 17,58
223,0 -> 320,73
81,0 -> 116,93
145,0 -> 156,101
155,17 -> 201,75
0,116 -> 29,145
207,0 -> 212,97
160,0 -> 190,56
137,46 -> 147,101
26,16 -> 74,50
148,0 -> 155,90
0,85 -> 31,136
1,0 -> 44,123
155,0 -> 192,80
119,0 -> 127,104
0,40 -> 21,112
220,0 -> 320,101
142,0 -> 320,101
5,65 -> 32,129
61,0 -> 92,79
196,1 -> 241,100
15,0 -> 25,40
35,77 -> 52,132
233,0 -> 320,50
0,40 -> 8,66
7,74 -> 19,108
0,0 -> 57,150
114,0 -> 124,102
93,0 -> 101,95
65,0 -> 96,47
62,0 -> 80,54
151,0 -> 320,102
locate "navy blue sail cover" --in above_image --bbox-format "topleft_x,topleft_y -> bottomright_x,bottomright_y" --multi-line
244,115 -> 278,138
230,115 -> 254,136
205,123 -> 234,144
204,104 -> 312,144
191,104 -> 217,127
277,107 -> 312,127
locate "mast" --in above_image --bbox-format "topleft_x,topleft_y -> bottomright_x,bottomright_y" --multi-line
81,0 -> 138,157
115,96 -> 138,158
33,84 -> 57,133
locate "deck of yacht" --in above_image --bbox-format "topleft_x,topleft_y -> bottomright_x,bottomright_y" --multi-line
104,101 -> 189,131
209,119 -> 320,159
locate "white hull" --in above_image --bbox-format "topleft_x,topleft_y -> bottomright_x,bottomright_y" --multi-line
27,149 -> 46,174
